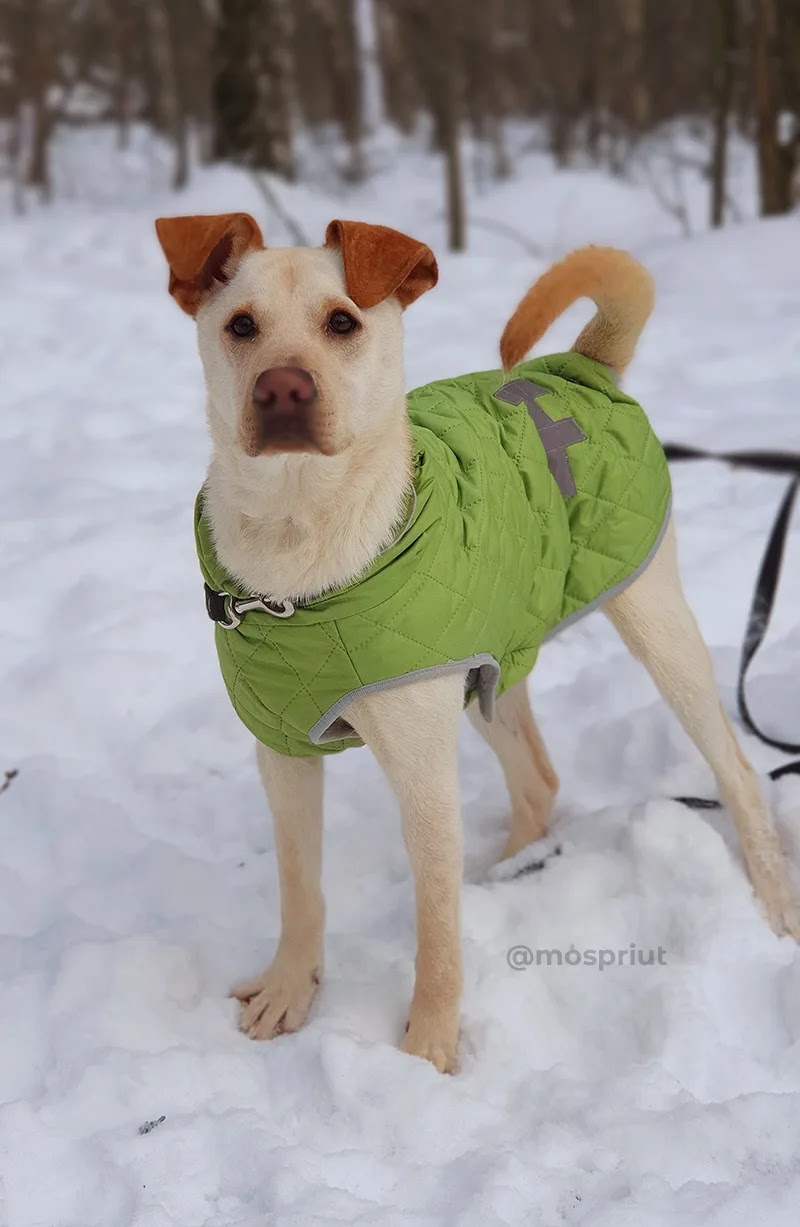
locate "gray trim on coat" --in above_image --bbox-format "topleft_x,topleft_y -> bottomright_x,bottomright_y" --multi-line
309,654 -> 500,744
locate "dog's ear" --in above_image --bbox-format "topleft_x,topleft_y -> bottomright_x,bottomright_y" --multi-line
154,213 -> 264,316
325,220 -> 438,310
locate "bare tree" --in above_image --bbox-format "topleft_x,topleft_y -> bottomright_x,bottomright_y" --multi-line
311,0 -> 364,180
253,0 -> 294,179
213,0 -> 293,177
212,0 -> 258,163
374,0 -> 418,133
18,0 -> 56,200
106,0 -> 133,150
618,0 -> 650,132
145,0 -> 189,188
524,0 -> 584,169
462,0 -> 510,180
1,0 -> 795,225
415,0 -> 466,250
382,0 -> 466,250
752,0 -> 797,215
710,0 -> 738,227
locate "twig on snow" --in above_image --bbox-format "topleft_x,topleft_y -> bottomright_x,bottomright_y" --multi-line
0,769 -> 18,797
249,172 -> 310,246
433,210 -> 543,258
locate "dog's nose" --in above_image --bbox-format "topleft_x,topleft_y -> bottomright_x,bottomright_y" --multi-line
252,367 -> 316,413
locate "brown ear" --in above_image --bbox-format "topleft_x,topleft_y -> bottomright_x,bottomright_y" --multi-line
325,220 -> 438,310
154,213 -> 264,316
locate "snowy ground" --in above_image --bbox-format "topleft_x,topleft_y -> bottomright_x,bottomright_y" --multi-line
2,130 -> 800,1226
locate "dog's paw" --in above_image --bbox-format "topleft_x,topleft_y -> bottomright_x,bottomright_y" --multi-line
488,833 -> 563,882
747,851 -> 800,942
401,1003 -> 459,1074
231,958 -> 320,1040
763,890 -> 800,942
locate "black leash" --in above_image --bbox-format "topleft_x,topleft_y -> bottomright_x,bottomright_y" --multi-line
663,444 -> 800,808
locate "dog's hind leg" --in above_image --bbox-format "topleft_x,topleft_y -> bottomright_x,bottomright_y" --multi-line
468,679 -> 559,860
604,518 -> 800,938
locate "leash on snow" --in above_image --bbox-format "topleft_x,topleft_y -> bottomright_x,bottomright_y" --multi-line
662,444 -> 800,809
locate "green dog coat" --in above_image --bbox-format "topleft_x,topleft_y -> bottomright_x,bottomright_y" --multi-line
196,352 -> 671,757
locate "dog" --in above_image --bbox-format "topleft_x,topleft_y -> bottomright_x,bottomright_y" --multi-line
155,213 -> 800,1073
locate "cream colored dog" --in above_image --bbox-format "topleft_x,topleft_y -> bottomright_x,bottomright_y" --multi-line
156,213 -> 799,1073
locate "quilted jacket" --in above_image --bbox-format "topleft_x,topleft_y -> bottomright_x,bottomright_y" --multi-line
196,352 -> 671,757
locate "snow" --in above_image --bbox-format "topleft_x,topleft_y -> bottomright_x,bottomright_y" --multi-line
2,128 -> 800,1225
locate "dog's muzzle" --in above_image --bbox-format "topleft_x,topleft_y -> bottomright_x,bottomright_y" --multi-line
243,366 -> 333,456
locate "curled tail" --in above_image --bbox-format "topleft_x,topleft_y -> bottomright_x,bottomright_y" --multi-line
499,246 -> 654,376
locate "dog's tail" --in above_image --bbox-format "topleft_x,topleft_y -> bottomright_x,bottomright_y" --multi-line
499,246 -> 654,376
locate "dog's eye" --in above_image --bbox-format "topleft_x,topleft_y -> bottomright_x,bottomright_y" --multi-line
228,313 -> 257,338
327,310 -> 358,336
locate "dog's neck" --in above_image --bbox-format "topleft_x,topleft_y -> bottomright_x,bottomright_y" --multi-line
204,406 -> 413,603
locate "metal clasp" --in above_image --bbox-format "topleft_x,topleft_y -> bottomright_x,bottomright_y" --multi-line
217,592 -> 295,628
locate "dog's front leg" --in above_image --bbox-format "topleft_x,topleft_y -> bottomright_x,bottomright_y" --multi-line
233,743 -> 325,1039
346,673 -> 465,1073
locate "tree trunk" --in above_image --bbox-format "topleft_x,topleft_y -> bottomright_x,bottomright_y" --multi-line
356,0 -> 385,138
334,0 -> 365,180
253,0 -> 294,178
618,0 -> 650,131
398,0 -> 466,246
108,0 -> 132,151
436,2 -> 466,251
580,0 -> 604,162
374,0 -> 417,134
22,1 -> 53,200
534,0 -> 581,169
466,0 -> 510,180
212,0 -> 258,162
488,115 -> 511,181
212,0 -> 293,176
753,0 -> 794,215
146,0 -> 189,188
710,0 -> 737,227
549,109 -> 573,169
443,103 -> 466,251
26,92 -> 52,199
7,110 -> 26,213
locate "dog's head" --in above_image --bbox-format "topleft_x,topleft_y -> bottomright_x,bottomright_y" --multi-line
154,213 -> 437,459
